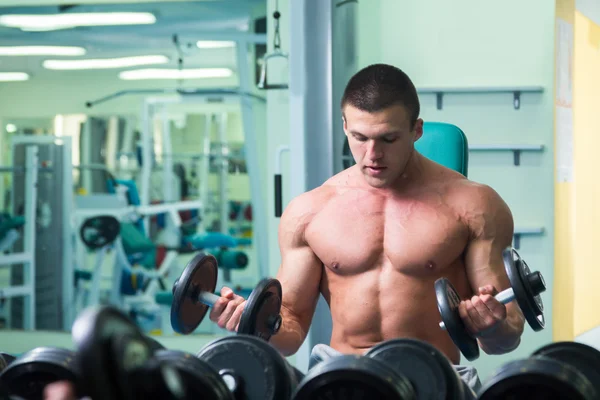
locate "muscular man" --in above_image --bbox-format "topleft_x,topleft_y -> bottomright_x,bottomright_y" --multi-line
42,64 -> 524,399
211,64 -> 525,392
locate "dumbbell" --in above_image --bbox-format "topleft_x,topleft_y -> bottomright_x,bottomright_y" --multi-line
478,341 -> 600,400
72,305 -> 185,400
170,252 -> 283,340
0,347 -> 84,400
0,353 -> 15,373
435,247 -> 546,361
195,334 -> 303,400
365,338 -> 475,400
292,353 -> 415,400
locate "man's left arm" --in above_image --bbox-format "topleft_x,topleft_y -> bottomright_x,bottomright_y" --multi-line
460,184 -> 525,355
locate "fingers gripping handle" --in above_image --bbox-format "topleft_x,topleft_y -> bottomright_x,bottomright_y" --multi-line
439,288 -> 515,330
199,291 -> 221,307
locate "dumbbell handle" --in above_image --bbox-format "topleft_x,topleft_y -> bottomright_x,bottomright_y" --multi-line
198,291 -> 222,307
439,288 -> 515,330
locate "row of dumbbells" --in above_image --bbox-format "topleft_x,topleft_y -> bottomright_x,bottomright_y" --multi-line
1,304 -> 600,400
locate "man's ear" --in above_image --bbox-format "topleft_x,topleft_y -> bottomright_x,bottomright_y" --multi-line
342,115 -> 348,136
413,118 -> 424,142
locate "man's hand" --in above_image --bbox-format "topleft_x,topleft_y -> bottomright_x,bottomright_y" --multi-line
458,284 -> 506,337
208,287 -> 247,332
44,381 -> 77,400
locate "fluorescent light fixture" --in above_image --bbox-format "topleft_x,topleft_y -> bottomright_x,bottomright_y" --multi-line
6,124 -> 17,133
0,46 -> 86,56
0,72 -> 29,81
0,12 -> 156,32
119,68 -> 233,80
43,55 -> 169,70
196,41 -> 236,49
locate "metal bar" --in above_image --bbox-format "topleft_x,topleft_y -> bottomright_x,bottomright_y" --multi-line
200,115 -> 212,233
0,166 -> 53,173
0,285 -> 34,299
136,200 -> 203,216
24,146 -> 37,330
86,88 -> 266,108
0,252 -> 33,266
236,40 -> 269,279
218,113 -> 229,236
514,227 -> 545,235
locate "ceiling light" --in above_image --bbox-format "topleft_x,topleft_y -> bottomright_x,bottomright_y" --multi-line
196,41 -> 236,49
43,55 -> 169,70
119,68 -> 233,80
0,72 -> 29,81
0,12 -> 156,32
6,124 -> 17,133
0,46 -> 86,56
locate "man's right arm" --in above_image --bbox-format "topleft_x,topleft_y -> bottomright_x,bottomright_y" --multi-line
268,194 -> 323,356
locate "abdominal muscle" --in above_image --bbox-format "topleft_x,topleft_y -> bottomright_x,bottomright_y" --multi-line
323,261 -> 468,365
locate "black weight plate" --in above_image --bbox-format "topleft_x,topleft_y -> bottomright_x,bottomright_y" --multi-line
478,357 -> 596,400
293,354 -> 416,400
150,350 -> 234,400
0,347 -> 81,400
435,277 -> 479,361
365,338 -> 464,400
0,353 -> 15,373
532,341 -> 600,394
79,215 -> 120,250
196,334 -> 298,400
237,278 -> 282,341
171,252 -> 218,335
72,305 -> 156,400
503,248 -> 545,331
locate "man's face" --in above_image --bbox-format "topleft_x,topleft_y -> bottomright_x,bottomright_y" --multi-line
343,103 -> 423,188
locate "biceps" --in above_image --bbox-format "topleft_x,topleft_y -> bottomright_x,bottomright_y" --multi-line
276,246 -> 322,324
464,239 -> 512,294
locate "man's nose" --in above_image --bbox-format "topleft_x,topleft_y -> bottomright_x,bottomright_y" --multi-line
366,141 -> 383,159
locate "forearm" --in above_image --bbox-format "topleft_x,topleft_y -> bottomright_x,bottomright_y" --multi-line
478,309 -> 525,354
268,307 -> 307,356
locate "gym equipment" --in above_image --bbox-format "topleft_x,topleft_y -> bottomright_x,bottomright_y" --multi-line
292,354 -> 416,400
530,341 -> 600,397
170,252 -> 282,340
0,353 -> 15,373
72,305 -> 178,400
150,350 -> 233,400
435,247 -> 546,361
478,356 -> 597,399
197,334 -> 301,400
365,338 -> 466,400
0,347 -> 83,400
79,215 -> 120,250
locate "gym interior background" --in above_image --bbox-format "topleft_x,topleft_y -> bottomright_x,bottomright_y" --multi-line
0,0 -> 595,384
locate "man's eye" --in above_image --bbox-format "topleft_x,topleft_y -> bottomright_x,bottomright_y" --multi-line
383,137 -> 397,143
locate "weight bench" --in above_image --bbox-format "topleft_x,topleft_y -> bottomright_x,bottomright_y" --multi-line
416,121 -> 469,177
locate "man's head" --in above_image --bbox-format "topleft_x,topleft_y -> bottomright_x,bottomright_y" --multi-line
341,64 -> 423,188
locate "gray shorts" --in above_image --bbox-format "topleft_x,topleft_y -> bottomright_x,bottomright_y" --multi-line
309,344 -> 481,398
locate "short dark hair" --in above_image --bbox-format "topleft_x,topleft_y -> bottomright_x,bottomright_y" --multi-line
341,64 -> 420,127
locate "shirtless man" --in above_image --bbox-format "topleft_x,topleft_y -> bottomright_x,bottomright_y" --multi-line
43,64 -> 524,398
209,63 -> 525,393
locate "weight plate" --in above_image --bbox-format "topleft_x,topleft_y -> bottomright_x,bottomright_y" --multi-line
170,252 -> 218,335
237,278 -> 282,341
151,350 -> 234,400
365,338 -> 464,400
532,341 -> 600,395
0,347 -> 81,400
79,215 -> 120,250
293,354 -> 416,400
435,277 -> 479,361
478,357 -> 596,400
72,305 -> 156,400
0,353 -> 15,373
196,334 -> 298,400
503,248 -> 545,331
